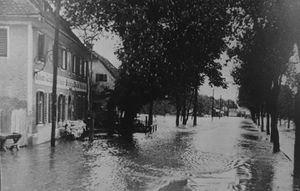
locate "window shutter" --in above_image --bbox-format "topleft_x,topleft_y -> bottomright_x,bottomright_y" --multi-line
44,93 -> 47,123
58,47 -> 62,67
72,56 -> 76,73
0,28 -> 8,57
38,33 -> 45,61
62,96 -> 65,121
48,93 -> 52,123
36,92 -> 39,124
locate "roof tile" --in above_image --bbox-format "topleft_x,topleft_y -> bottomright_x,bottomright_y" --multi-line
0,0 -> 39,15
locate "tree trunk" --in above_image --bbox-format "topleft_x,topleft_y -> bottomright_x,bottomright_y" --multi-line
250,108 -> 256,123
148,100 -> 153,126
122,109 -> 135,136
261,106 -> 264,132
182,95 -> 187,125
288,117 -> 290,129
176,95 -> 180,126
257,111 -> 260,126
294,83 -> 300,177
193,86 -> 198,126
266,112 -> 270,135
279,118 -> 282,126
270,83 -> 280,153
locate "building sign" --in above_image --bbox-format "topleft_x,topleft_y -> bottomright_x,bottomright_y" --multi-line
35,71 -> 87,92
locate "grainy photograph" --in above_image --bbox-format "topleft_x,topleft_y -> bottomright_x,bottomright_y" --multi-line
0,0 -> 300,190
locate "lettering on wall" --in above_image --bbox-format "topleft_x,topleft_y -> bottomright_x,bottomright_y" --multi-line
35,71 -> 87,92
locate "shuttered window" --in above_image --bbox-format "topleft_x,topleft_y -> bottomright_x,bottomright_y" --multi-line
58,47 -> 63,68
58,95 -> 66,122
44,93 -> 48,123
72,55 -> 76,73
96,74 -> 108,82
37,33 -> 45,61
0,28 -> 8,57
67,52 -> 72,71
36,91 -> 45,124
81,60 -> 85,77
76,58 -> 81,75
48,93 -> 52,123
62,49 -> 67,70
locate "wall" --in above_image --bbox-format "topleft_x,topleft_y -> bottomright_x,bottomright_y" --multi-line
92,60 -> 116,92
0,24 -> 28,103
30,17 -> 89,145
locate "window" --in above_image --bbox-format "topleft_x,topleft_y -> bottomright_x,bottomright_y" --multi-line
0,28 -> 8,57
80,59 -> 85,76
76,58 -> 81,75
37,33 -> 45,61
67,96 -> 72,120
79,59 -> 82,76
36,91 -> 45,124
72,55 -> 76,73
58,47 -> 63,67
58,95 -> 65,122
85,61 -> 89,77
44,93 -> 48,123
67,52 -> 72,71
61,49 -> 67,70
96,74 -> 108,82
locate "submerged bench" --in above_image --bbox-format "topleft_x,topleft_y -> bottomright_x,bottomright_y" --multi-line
0,133 -> 22,151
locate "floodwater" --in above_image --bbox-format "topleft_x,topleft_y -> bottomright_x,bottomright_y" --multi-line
1,116 -> 300,191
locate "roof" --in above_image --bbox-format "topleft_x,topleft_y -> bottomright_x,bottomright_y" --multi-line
0,0 -> 88,52
0,0 -> 39,15
92,51 -> 119,79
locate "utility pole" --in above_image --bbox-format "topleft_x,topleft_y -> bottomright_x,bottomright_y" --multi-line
51,0 -> 61,147
211,88 -> 214,121
87,44 -> 94,142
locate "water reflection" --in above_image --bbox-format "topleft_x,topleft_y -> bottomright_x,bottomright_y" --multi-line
1,117 -> 298,191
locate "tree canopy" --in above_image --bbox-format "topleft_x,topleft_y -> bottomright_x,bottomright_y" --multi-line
62,0 -> 234,128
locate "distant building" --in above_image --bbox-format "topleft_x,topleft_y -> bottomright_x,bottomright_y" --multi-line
91,52 -> 118,110
228,108 -> 238,117
0,0 -> 91,145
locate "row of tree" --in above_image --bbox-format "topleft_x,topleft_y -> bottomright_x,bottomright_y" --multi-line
61,0 -> 299,152
229,0 -> 299,153
140,95 -> 238,117
62,0 -> 235,132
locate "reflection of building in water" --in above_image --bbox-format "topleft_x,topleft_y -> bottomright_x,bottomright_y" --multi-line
0,0 -> 91,145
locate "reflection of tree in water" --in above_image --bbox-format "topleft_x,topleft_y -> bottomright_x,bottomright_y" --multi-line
106,135 -> 139,153
293,177 -> 300,190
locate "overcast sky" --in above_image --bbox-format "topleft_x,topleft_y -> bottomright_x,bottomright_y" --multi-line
94,35 -> 239,101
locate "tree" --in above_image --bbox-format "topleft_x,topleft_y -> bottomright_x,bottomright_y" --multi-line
278,85 -> 294,128
63,0 -> 230,131
230,0 -> 294,152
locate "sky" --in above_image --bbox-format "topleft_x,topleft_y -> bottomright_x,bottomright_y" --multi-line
94,35 -> 239,101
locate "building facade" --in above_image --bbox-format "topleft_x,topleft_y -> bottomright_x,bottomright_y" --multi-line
91,52 -> 118,112
92,52 -> 118,92
0,0 -> 90,145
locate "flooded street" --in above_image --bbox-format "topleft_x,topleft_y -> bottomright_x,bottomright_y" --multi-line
1,116 -> 299,191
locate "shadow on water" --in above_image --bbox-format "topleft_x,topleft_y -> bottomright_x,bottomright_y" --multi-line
241,134 -> 259,141
293,177 -> 300,191
240,124 -> 259,132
